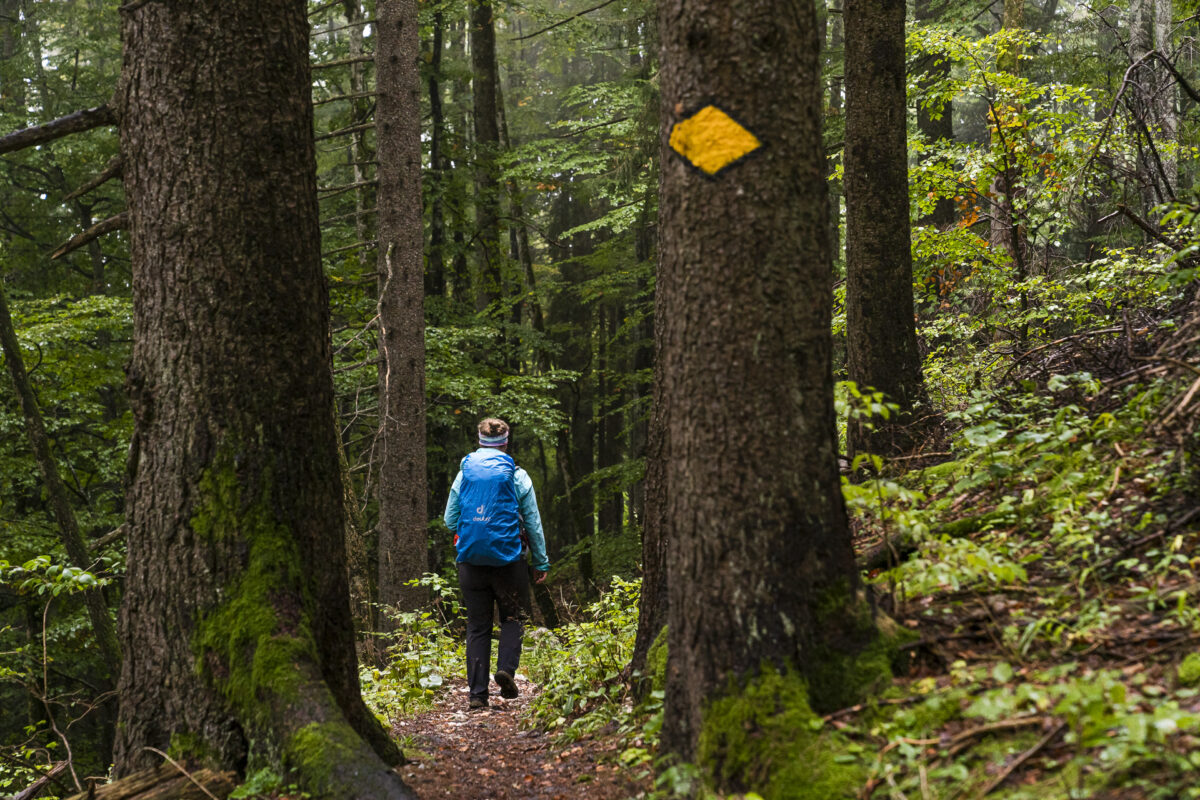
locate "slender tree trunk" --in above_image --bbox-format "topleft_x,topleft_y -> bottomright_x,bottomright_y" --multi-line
114,3 -> 410,795
1152,0 -> 1178,196
375,0 -> 428,615
827,3 -> 845,265
470,0 -> 503,313
345,0 -> 376,266
427,10 -> 447,313
597,305 -> 623,538
845,0 -> 929,458
915,0 -> 956,229
0,283 -> 122,680
0,0 -> 24,111
657,1 -> 882,788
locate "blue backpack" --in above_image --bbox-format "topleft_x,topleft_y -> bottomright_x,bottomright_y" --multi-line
454,450 -> 523,566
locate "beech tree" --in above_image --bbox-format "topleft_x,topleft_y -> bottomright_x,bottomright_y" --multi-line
655,0 -> 885,794
844,0 -> 929,457
112,1 -> 411,796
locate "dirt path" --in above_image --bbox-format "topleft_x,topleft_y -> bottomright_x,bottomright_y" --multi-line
393,673 -> 650,800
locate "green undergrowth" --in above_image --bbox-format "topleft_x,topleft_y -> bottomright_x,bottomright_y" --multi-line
838,365 -> 1200,798
522,578 -> 663,766
361,573 -> 464,722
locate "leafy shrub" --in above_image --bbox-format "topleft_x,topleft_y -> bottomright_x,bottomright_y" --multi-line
360,573 -> 463,721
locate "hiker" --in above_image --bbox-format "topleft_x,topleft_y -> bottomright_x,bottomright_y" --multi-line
443,417 -> 550,709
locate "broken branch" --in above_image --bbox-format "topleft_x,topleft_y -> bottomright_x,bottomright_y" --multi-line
63,156 -> 123,202
0,106 -> 116,157
50,212 -> 129,261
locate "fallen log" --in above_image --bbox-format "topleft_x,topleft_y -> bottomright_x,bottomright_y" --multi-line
64,765 -> 236,800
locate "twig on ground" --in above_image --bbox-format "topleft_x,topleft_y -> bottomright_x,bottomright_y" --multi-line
978,721 -> 1067,797
946,716 -> 1047,758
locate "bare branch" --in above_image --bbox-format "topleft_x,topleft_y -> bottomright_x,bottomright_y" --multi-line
316,18 -> 376,37
63,156 -> 123,202
0,106 -> 115,157
313,91 -> 377,106
1116,203 -> 1186,250
315,121 -> 376,142
49,212 -> 129,261
323,240 -> 378,259
312,54 -> 375,70
318,179 -> 377,200
510,0 -> 622,40
89,525 -> 126,552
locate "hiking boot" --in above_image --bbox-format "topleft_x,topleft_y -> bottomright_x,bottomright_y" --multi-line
495,670 -> 519,699
469,695 -> 488,710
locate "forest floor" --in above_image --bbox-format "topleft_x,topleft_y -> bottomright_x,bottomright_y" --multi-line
393,673 -> 652,800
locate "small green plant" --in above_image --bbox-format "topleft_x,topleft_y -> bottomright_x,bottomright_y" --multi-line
360,573 -> 463,721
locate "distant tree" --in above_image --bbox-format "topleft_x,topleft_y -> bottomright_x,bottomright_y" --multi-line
112,1 -> 411,795
655,1 -> 885,793
375,0 -> 428,615
470,0 -> 503,312
844,0 -> 929,457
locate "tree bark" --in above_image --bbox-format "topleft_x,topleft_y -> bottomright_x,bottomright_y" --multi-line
113,2 -> 411,795
844,0 -> 929,458
375,0 -> 428,616
657,0 -> 881,785
470,0 -> 504,313
426,10 -> 448,313
914,0 -> 956,229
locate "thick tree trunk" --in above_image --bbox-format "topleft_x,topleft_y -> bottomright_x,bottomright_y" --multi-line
375,0 -> 428,616
0,283 -> 122,680
844,0 -> 929,458
657,0 -> 882,787
114,2 -> 410,796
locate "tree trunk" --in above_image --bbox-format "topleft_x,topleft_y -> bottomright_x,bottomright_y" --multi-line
657,0 -> 883,789
844,0 -> 929,458
470,0 -> 503,313
597,305 -> 623,539
426,10 -> 448,314
914,0 -> 956,229
0,282 -> 122,680
114,3 -> 411,795
345,0 -> 376,267
0,0 -> 23,110
1153,0 -> 1177,195
375,0 -> 428,616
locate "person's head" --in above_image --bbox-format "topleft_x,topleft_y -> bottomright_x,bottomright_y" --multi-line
477,417 -> 510,450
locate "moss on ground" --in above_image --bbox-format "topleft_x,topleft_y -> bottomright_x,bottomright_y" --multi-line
1177,652 -> 1200,686
697,666 -> 864,800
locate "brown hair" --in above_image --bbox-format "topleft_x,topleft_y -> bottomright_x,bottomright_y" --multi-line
478,417 -> 509,439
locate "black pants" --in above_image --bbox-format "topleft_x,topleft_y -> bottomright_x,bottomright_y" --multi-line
458,560 -> 532,700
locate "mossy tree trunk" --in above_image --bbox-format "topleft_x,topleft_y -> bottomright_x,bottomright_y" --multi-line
656,0 -> 883,790
844,0 -> 930,458
113,2 -> 412,796
375,0 -> 429,616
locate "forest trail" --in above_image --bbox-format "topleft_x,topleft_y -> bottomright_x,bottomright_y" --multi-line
393,674 -> 650,799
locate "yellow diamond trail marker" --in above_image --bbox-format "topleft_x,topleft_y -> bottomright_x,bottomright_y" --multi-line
669,105 -> 762,177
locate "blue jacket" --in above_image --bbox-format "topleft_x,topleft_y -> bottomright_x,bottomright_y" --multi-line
443,448 -> 550,571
